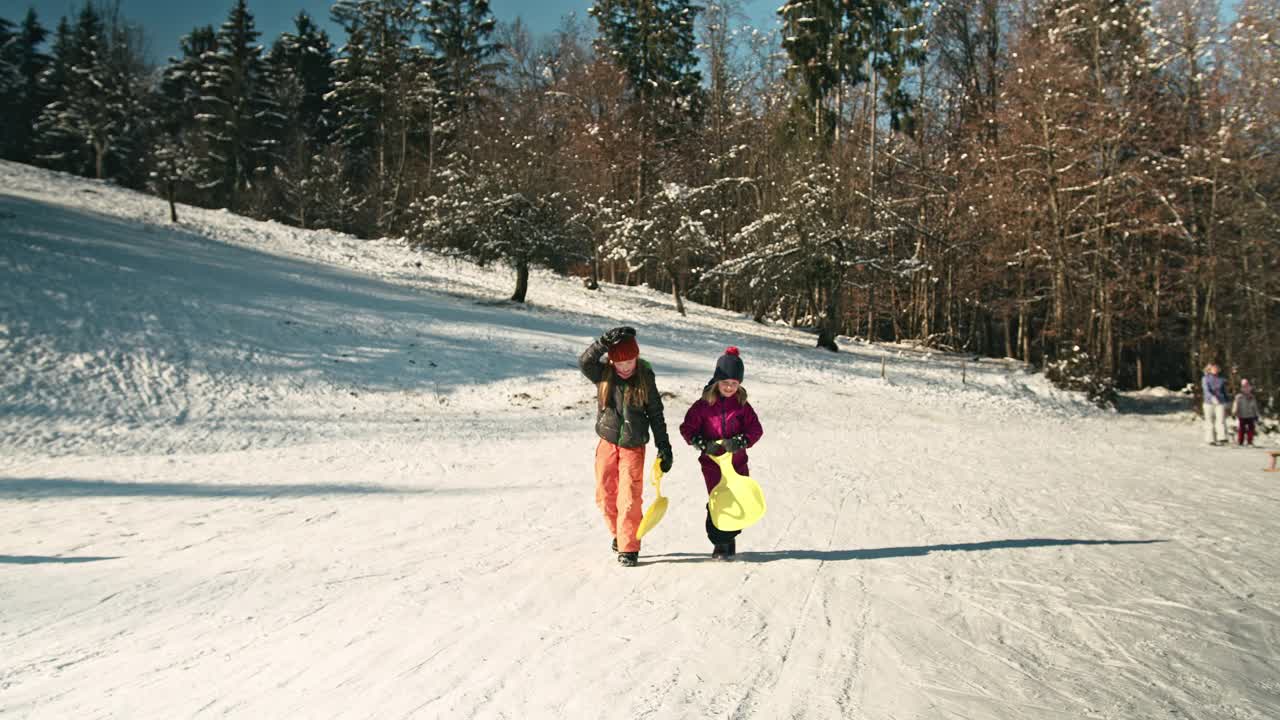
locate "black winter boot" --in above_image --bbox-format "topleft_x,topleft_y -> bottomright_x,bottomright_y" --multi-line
611,538 -> 617,553
711,544 -> 729,560
617,551 -> 638,567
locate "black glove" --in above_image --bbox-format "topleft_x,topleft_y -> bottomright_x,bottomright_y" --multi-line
600,326 -> 637,347
723,434 -> 749,452
658,446 -> 673,473
690,434 -> 708,452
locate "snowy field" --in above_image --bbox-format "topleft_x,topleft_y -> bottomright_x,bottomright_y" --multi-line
2,160 -> 1278,719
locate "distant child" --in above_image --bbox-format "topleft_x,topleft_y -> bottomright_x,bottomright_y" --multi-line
579,327 -> 673,567
1202,363 -> 1229,445
679,347 -> 764,560
1232,379 -> 1261,447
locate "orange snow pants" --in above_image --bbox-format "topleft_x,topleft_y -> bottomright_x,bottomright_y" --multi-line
594,439 -> 646,553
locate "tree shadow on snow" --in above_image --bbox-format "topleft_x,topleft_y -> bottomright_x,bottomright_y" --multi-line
0,195 -> 696,405
645,538 -> 1165,564
0,193 -> 1085,439
0,195 -> 888,412
0,554 -> 120,564
0,477 -> 554,499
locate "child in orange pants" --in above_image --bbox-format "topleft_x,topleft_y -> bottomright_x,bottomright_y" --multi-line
594,441 -> 646,555
579,327 -> 673,567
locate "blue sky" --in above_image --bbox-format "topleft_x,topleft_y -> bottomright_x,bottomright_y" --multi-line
12,0 -> 782,64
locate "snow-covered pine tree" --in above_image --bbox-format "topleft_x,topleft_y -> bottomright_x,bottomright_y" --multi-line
778,0 -> 925,139
588,0 -> 705,201
267,12 -> 335,147
422,0 -> 501,120
151,26 -> 216,209
31,16 -> 81,173
33,3 -> 145,181
149,136 -> 198,223
0,10 -> 51,163
776,0 -> 842,140
33,5 -> 112,177
770,0 -> 924,349
264,12 -> 337,228
328,0 -> 436,234
410,24 -> 588,303
0,17 -> 19,156
195,0 -> 279,212
160,26 -> 217,118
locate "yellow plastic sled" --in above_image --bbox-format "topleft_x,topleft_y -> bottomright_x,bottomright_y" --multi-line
707,444 -> 766,531
635,459 -> 668,539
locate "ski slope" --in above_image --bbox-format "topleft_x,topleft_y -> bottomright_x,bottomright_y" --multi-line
2,160 -> 1278,719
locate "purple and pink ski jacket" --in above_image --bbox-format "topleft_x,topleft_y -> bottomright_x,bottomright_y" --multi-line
679,392 -> 765,493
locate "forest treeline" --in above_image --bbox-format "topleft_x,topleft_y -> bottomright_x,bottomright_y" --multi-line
2,0 -> 1276,406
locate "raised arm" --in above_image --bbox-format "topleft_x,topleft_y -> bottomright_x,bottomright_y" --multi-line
578,338 -> 608,384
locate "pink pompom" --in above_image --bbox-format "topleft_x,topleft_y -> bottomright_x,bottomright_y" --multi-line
725,346 -> 740,356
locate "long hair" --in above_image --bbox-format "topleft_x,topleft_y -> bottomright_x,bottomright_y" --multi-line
599,359 -> 649,409
703,382 -> 748,406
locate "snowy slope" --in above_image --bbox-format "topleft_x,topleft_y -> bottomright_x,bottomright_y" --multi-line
2,160 -> 1278,720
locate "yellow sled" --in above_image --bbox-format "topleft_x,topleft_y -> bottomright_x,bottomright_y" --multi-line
707,444 -> 766,531
635,459 -> 669,539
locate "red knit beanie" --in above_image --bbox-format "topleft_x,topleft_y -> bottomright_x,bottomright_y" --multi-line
607,335 -> 640,362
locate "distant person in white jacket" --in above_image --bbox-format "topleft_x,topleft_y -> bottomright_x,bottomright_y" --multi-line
1202,363 -> 1229,445
1232,379 -> 1261,447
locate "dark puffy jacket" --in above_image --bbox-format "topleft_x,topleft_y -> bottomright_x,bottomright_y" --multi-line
579,340 -> 672,452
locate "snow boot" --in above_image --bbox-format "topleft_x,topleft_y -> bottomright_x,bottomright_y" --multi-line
712,539 -> 737,561
617,551 -> 639,567
611,538 -> 618,553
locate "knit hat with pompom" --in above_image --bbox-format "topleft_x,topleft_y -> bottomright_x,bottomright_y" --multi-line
712,346 -> 744,383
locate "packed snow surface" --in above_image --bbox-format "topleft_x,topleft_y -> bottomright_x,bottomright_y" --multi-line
2,160 -> 1278,719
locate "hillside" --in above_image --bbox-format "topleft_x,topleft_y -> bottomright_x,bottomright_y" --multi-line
2,161 -> 1277,720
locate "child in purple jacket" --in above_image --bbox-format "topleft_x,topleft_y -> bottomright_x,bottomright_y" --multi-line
679,347 -> 764,560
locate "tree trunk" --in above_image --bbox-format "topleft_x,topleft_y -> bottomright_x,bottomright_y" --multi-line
1016,265 -> 1029,361
671,265 -> 686,316
166,178 -> 178,223
587,244 -> 600,290
946,267 -> 955,344
94,141 -> 106,180
511,258 -> 529,303
1003,307 -> 1013,359
817,276 -> 842,352
426,105 -> 437,195
866,285 -> 876,342
1190,283 -> 1200,373
387,122 -> 409,230
230,152 -> 240,213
